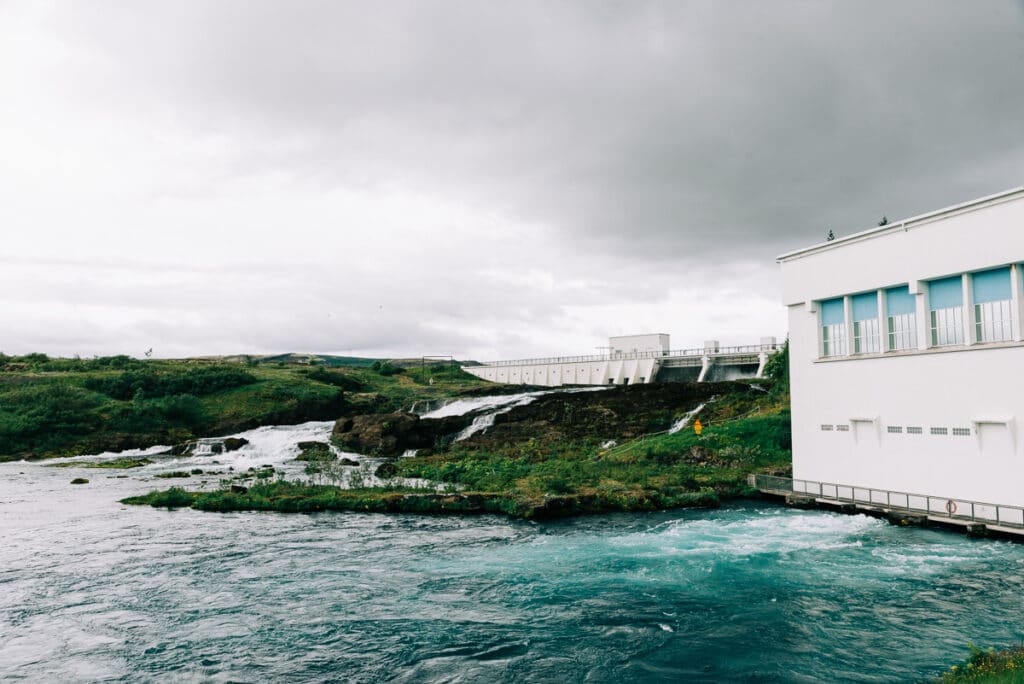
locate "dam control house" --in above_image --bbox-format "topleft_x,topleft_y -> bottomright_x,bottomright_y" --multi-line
778,186 -> 1024,516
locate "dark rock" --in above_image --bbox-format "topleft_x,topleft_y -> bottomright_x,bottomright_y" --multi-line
229,484 -> 249,494
332,412 -> 421,457
70,478 -> 89,485
339,458 -> 360,466
170,442 -> 195,457
210,443 -> 224,454
223,438 -> 249,452
295,441 -> 335,462
375,462 -> 400,478
331,411 -> 474,456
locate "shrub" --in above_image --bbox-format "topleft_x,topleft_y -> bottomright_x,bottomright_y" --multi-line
763,340 -> 789,393
84,366 -> 257,400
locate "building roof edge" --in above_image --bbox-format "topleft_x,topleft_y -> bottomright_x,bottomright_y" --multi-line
776,185 -> 1024,263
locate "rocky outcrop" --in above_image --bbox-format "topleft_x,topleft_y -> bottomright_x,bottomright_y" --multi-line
223,437 -> 249,452
331,411 -> 472,457
331,412 -> 421,456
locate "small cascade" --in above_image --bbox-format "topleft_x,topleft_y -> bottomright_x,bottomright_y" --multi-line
669,401 -> 710,434
410,398 -> 459,415
190,441 -> 218,457
401,449 -> 419,458
454,413 -> 498,442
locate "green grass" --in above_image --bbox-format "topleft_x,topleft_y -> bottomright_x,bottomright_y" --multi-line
393,407 -> 791,506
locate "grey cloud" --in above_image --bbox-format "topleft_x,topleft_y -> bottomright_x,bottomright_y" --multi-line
4,1 -> 1022,357
54,1 -> 1024,260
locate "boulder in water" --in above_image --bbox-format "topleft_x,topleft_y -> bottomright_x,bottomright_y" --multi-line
375,462 -> 400,478
223,437 -> 249,452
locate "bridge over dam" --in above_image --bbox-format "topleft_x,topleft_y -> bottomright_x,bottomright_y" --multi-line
463,337 -> 781,387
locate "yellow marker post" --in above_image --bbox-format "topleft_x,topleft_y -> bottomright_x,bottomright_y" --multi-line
693,419 -> 703,435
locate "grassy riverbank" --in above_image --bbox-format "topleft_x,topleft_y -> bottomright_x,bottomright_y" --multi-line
0,353 -> 486,460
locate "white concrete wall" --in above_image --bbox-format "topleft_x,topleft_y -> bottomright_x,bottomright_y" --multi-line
782,189 -> 1024,507
609,334 -> 669,355
462,358 -> 659,387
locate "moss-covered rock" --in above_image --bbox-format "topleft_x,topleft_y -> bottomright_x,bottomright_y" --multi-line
295,441 -> 334,461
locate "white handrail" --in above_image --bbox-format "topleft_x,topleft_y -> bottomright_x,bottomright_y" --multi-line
475,344 -> 780,368
748,474 -> 1023,529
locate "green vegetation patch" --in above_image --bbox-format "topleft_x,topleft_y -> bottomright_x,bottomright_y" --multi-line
154,471 -> 192,479
121,481 -> 719,519
936,645 -> 1024,683
70,477 -> 89,485
83,366 -> 257,400
295,441 -> 335,462
51,457 -> 154,469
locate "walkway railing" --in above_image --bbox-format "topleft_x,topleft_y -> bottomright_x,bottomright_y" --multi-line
478,344 -> 780,368
748,474 -> 1024,529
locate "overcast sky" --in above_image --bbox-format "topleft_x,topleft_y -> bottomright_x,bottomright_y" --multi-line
2,1 -> 1023,360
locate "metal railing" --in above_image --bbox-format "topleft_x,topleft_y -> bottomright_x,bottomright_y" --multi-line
478,343 -> 780,368
748,474 -> 1024,529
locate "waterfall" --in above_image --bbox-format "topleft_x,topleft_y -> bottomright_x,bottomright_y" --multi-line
669,401 -> 709,434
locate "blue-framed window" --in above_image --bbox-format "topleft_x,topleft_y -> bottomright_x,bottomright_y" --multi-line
973,267 -> 1014,343
928,276 -> 964,346
820,298 -> 846,357
885,286 -> 917,350
851,292 -> 880,353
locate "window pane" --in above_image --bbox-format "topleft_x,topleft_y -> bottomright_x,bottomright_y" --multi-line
852,292 -> 878,321
929,276 -> 963,309
973,267 -> 1012,304
886,286 -> 916,316
821,298 -> 845,326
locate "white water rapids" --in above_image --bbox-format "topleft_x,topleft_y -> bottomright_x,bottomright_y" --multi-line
419,387 -> 610,442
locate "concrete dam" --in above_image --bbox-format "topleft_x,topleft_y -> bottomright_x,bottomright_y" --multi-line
463,334 -> 781,387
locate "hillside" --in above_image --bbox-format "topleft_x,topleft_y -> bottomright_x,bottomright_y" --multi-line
0,353 -> 487,460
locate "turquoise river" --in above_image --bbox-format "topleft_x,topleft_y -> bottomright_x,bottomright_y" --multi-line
2,421 -> 1024,682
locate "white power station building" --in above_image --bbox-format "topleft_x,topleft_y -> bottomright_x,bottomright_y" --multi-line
779,186 -> 1024,511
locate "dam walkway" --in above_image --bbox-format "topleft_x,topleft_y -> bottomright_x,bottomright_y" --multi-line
749,473 -> 1024,539
463,341 -> 781,387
